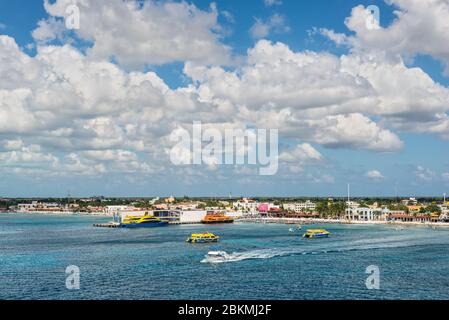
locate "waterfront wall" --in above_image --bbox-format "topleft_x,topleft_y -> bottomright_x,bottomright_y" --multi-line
179,211 -> 208,223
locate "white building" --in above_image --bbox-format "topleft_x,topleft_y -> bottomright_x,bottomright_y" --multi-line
345,201 -> 360,208
233,199 -> 259,213
438,204 -> 449,214
17,202 -> 37,212
153,210 -> 208,223
345,207 -> 386,221
105,205 -> 133,214
401,197 -> 418,206
179,210 -> 208,223
17,201 -> 62,212
283,201 -> 316,213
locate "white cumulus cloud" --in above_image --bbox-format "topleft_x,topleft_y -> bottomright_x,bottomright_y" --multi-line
366,170 -> 385,180
33,0 -> 232,68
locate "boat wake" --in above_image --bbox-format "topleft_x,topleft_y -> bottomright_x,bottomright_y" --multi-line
201,249 -> 285,264
200,234 -> 449,264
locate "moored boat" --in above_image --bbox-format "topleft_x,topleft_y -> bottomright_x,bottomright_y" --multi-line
186,232 -> 220,243
302,229 -> 330,239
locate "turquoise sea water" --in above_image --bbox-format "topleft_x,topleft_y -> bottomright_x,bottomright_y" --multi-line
1,214 -> 449,300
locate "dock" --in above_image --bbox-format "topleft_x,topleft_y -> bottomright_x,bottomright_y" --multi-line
236,217 -> 344,225
168,221 -> 202,225
93,221 -> 203,227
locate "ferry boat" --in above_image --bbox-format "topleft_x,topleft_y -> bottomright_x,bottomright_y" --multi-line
302,229 -> 330,239
186,233 -> 220,243
120,215 -> 169,228
201,212 -> 234,224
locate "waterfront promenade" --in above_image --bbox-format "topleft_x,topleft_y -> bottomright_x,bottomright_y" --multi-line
236,216 -> 449,228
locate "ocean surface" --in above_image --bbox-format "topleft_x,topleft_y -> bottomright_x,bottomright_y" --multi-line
1,213 -> 449,300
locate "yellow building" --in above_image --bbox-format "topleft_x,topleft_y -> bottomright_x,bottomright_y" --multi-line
164,196 -> 175,204
407,205 -> 424,213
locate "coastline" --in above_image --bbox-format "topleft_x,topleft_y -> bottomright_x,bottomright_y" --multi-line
0,211 -> 112,217
2,212 -> 449,228
236,217 -> 449,228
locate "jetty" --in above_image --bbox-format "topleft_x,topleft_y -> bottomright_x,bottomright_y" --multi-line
93,222 -> 121,228
236,217 -> 345,225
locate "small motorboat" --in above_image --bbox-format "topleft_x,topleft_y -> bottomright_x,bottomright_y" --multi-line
205,250 -> 228,261
289,228 -> 295,233
302,229 -> 330,239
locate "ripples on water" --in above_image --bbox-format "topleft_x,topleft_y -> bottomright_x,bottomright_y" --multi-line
1,214 -> 449,300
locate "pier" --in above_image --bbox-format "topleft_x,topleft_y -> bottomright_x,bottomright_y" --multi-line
236,217 -> 345,225
93,221 -> 203,227
93,222 -> 121,228
168,221 -> 202,225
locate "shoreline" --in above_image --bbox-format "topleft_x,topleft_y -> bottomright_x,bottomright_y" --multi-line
2,212 -> 449,228
0,211 -> 112,217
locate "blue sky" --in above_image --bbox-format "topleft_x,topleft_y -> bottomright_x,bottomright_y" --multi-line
0,0 -> 448,198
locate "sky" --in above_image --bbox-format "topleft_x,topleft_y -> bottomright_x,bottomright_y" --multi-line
0,0 -> 449,198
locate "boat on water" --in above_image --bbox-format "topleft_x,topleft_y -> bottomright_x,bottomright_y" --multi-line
120,215 -> 169,228
302,229 -> 330,239
201,212 -> 234,224
205,250 -> 228,261
186,232 -> 220,243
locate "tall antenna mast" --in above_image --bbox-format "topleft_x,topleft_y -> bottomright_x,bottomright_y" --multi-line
347,183 -> 350,203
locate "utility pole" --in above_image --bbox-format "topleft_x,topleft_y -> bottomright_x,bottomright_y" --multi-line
347,183 -> 350,203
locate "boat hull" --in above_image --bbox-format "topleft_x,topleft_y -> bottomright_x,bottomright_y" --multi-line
201,220 -> 234,224
303,233 -> 329,239
120,221 -> 169,228
187,238 -> 219,243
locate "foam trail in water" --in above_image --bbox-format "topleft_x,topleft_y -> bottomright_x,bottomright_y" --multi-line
201,233 -> 449,264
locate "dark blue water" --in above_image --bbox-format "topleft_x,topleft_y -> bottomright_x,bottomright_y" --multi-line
1,214 -> 449,300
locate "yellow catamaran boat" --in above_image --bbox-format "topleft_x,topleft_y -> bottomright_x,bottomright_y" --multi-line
186,233 -> 220,243
120,215 -> 169,228
302,229 -> 330,239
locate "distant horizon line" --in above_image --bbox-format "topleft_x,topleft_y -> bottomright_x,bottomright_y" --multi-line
1,195 -> 447,200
